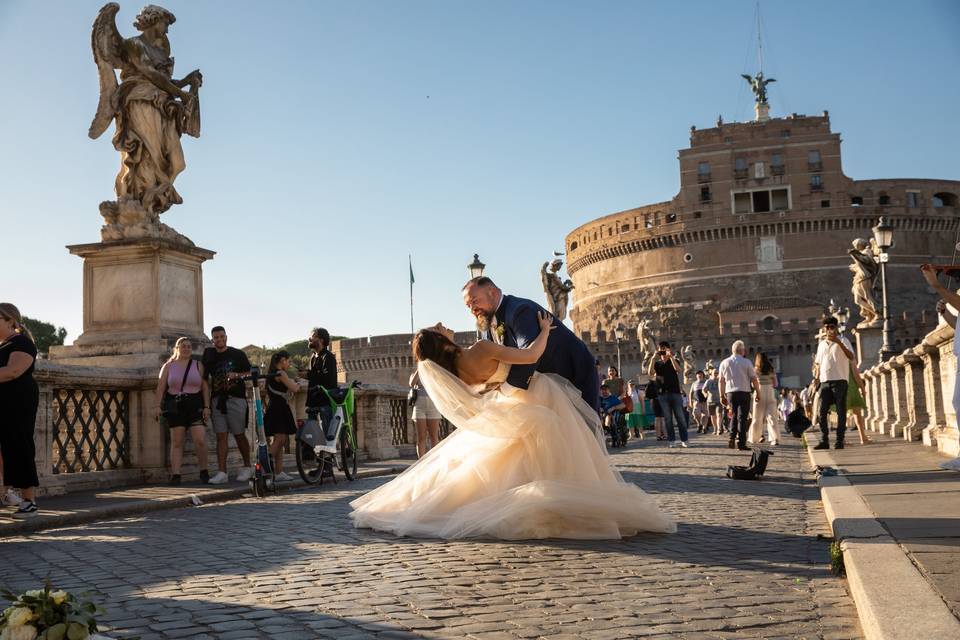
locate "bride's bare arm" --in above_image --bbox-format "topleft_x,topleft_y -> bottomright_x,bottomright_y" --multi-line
472,311 -> 555,365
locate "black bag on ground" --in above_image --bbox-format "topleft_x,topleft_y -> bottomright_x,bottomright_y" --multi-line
726,449 -> 772,480
786,407 -> 811,438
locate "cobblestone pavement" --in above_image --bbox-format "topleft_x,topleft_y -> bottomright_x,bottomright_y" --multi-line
0,433 -> 862,639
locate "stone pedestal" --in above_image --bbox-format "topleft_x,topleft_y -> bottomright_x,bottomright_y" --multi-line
49,239 -> 215,369
853,326 -> 883,369
755,102 -> 770,122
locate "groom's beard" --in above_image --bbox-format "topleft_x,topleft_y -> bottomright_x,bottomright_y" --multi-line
475,313 -> 493,333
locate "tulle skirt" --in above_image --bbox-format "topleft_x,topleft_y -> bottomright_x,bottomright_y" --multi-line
349,362 -> 676,540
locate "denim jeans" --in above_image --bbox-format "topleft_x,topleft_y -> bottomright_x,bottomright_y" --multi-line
817,379 -> 848,444
658,393 -> 689,443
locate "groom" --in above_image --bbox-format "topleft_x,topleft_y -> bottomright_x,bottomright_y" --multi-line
463,276 -> 600,411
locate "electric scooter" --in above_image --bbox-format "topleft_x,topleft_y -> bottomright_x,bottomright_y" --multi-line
241,367 -> 280,498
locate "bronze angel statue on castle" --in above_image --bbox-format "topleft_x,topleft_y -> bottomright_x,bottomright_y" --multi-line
89,3 -> 202,243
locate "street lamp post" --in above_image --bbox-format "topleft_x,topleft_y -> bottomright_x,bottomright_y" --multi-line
872,217 -> 895,361
468,254 -> 486,279
614,324 -> 625,374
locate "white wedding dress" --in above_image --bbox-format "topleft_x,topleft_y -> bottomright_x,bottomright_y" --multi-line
349,360 -> 676,539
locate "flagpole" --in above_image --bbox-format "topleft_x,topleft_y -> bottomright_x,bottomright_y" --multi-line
409,255 -> 415,335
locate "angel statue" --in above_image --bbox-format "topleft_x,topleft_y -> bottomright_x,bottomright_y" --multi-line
680,345 -> 696,384
848,238 -> 882,328
636,318 -> 658,370
741,71 -> 776,105
541,258 -> 575,321
89,3 -> 202,243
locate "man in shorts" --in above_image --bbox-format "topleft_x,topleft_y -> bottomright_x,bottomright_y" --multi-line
202,326 -> 253,484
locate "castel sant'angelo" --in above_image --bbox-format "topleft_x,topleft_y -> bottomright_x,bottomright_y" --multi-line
336,76 -> 960,390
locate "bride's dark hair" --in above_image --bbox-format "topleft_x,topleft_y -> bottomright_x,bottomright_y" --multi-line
412,329 -> 460,376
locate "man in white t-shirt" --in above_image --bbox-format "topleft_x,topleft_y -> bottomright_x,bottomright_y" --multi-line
813,316 -> 855,449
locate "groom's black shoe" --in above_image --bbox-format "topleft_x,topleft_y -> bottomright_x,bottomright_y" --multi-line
813,441 -> 830,450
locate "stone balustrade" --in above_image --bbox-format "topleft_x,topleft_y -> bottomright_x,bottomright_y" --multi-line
862,322 -> 960,457
31,362 -> 416,497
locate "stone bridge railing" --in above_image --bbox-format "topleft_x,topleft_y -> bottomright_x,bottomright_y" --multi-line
32,363 -> 422,497
862,322 -> 960,457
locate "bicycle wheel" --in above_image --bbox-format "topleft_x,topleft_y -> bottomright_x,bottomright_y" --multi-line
296,439 -> 324,484
253,474 -> 267,498
339,424 -> 357,481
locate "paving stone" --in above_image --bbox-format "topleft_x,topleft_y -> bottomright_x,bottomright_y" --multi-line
0,436 -> 863,639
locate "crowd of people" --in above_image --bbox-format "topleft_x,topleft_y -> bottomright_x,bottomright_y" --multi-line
591,316 -> 877,452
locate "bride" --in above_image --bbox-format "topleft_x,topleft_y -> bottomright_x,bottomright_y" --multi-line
349,312 -> 676,540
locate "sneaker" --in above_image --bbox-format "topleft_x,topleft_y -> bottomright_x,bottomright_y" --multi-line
169,474 -> 181,486
680,441 -> 689,448
235,468 -> 253,483
668,441 -> 678,448
813,442 -> 830,450
12,501 -> 37,519
208,471 -> 229,485
2,489 -> 22,507
274,472 -> 294,482
834,441 -> 845,450
199,469 -> 210,484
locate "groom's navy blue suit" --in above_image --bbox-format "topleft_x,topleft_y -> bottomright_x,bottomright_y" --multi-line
483,294 -> 600,411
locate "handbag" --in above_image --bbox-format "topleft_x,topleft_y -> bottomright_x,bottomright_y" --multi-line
407,387 -> 418,408
162,360 -> 198,419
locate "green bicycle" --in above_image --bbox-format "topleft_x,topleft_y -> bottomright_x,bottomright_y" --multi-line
296,381 -> 360,483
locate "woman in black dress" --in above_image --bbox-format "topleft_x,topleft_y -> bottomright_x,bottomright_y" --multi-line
264,351 -> 302,483
0,303 -> 40,518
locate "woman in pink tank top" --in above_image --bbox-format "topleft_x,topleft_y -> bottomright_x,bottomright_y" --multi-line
155,337 -> 211,485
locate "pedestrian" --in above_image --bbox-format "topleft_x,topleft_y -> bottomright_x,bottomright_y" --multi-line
748,352 -> 779,446
202,326 -> 253,484
812,317 -> 855,450
688,370 -> 708,433
844,365 -> 872,445
626,380 -> 646,439
647,341 -> 689,448
156,337 -> 211,485
0,454 -> 22,507
409,370 -> 441,457
778,388 -> 795,431
307,328 -> 339,446
703,368 -> 723,435
922,263 -> 960,470
644,377 -> 666,440
264,350 -> 301,483
718,340 -> 760,450
599,385 -> 627,438
0,303 -> 40,518
602,366 -> 626,397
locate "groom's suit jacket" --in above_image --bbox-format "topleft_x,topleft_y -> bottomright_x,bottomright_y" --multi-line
483,294 -> 600,411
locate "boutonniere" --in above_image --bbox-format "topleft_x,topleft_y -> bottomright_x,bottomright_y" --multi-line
495,324 -> 505,342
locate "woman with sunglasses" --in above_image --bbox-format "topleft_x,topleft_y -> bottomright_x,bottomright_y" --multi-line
0,303 -> 40,518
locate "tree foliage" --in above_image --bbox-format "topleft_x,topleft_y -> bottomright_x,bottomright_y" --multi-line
21,316 -> 68,355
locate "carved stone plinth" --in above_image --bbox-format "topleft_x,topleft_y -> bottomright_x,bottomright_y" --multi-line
48,239 -> 215,369
900,353 -> 927,441
853,326 -> 883,370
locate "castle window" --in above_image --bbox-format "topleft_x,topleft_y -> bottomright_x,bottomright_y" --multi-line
762,316 -> 776,333
821,200 -> 831,208
698,162 -> 711,182
934,192 -> 958,207
879,193 -> 891,205
851,196 -> 863,206
771,153 -> 784,175
570,241 -> 578,251
906,191 -> 920,208
734,157 -> 748,179
693,210 -> 703,219
754,162 -> 765,178
781,129 -> 791,138
666,212 -> 678,223
700,187 -> 712,203
810,175 -> 823,191
735,192 -> 751,213
752,191 -> 770,212
733,187 -> 792,214
771,189 -> 789,210
808,150 -> 822,171
621,224 -> 630,233
644,214 -> 653,229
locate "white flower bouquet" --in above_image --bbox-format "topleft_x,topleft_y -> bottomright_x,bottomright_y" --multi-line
0,582 -> 101,640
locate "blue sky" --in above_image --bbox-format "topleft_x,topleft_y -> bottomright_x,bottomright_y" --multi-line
2,0 -> 958,348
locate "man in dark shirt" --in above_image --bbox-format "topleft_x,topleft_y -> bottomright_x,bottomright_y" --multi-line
647,340 -> 690,448
201,326 -> 252,484
307,328 -> 339,446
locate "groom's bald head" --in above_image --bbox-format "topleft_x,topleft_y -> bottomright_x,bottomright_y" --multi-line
462,277 -> 502,324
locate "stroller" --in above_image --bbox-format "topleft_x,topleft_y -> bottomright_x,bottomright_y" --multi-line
603,408 -> 629,448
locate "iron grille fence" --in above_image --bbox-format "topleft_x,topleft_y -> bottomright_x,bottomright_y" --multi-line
390,397 -> 409,445
52,388 -> 130,473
